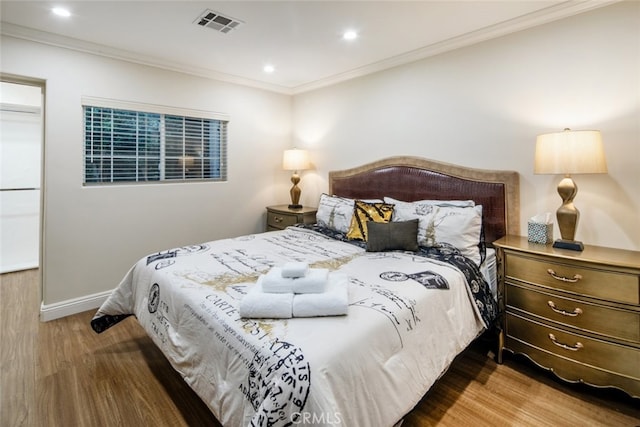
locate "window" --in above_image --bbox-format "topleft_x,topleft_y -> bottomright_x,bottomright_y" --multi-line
83,98 -> 227,184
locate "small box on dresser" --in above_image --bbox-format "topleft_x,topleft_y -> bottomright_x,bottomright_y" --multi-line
266,205 -> 317,231
494,235 -> 640,398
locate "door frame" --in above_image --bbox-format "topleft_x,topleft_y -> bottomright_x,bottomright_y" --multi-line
1,73 -> 46,309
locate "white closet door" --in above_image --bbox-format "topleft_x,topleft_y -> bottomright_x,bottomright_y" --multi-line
0,108 -> 42,273
0,190 -> 40,273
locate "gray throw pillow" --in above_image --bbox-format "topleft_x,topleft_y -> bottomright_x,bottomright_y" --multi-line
366,219 -> 419,252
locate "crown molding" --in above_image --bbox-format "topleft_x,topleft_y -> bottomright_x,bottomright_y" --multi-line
1,1 -> 617,96
0,22 -> 294,95
291,0 -> 618,94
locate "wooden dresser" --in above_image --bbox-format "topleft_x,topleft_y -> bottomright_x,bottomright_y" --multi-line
266,205 -> 317,231
494,235 -> 640,398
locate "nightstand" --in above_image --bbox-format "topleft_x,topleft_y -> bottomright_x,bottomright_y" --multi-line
266,205 -> 317,231
494,235 -> 640,398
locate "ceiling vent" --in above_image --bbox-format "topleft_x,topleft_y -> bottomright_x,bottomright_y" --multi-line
194,10 -> 243,34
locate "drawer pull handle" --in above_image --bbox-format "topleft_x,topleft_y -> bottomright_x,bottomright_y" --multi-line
547,301 -> 583,317
547,269 -> 582,283
274,216 -> 283,223
548,333 -> 584,351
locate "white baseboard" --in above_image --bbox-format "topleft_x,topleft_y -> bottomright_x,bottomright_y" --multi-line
40,290 -> 112,322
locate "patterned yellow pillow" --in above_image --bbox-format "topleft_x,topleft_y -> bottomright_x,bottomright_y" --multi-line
346,200 -> 394,241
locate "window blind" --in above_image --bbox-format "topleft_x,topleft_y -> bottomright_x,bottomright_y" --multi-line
83,101 -> 227,185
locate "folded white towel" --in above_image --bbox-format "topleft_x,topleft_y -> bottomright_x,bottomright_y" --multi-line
281,262 -> 309,278
294,268 -> 329,294
239,277 -> 293,319
263,268 -> 329,294
262,268 -> 293,293
292,273 -> 349,317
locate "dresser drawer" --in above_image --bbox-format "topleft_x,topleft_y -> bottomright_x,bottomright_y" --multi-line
504,337 -> 640,397
506,312 -> 640,380
506,283 -> 640,342
506,254 -> 639,305
267,211 -> 299,229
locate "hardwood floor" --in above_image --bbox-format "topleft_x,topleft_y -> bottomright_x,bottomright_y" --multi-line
1,269 -> 638,426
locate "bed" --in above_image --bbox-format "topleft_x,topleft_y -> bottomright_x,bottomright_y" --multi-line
91,156 -> 519,426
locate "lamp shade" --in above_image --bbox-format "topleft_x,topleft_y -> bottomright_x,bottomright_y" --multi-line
534,129 -> 607,175
282,149 -> 310,171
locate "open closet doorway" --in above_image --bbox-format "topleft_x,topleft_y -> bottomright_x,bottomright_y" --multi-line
0,79 -> 44,273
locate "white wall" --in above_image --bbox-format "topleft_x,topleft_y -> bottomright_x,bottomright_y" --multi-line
293,2 -> 639,251
1,36 -> 292,311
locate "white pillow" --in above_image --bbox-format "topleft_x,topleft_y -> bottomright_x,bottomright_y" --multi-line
389,199 -> 439,245
316,194 -> 383,233
432,204 -> 483,265
384,197 -> 475,208
384,197 -> 482,265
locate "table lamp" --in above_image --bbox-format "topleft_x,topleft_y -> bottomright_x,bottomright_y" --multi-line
282,148 -> 310,209
534,128 -> 607,251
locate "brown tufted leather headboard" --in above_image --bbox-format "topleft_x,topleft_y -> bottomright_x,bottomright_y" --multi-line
329,156 -> 520,245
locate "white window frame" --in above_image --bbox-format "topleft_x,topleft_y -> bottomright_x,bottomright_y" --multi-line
82,96 -> 228,185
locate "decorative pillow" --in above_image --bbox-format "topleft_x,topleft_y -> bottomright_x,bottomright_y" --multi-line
316,194 -> 357,233
366,219 -> 419,252
384,197 -> 483,265
316,194 -> 382,233
346,200 -> 394,241
385,198 -> 439,245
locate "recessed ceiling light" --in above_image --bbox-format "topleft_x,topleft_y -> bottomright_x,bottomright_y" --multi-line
263,65 -> 275,73
343,30 -> 358,41
52,7 -> 71,18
